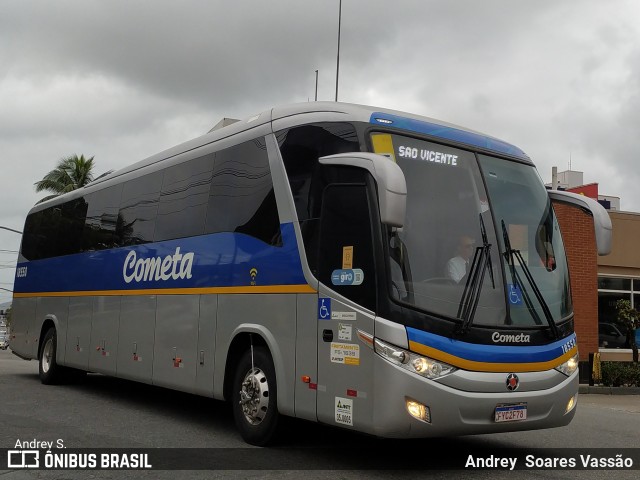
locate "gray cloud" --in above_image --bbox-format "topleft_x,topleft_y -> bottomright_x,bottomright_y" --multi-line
1,0 -> 640,298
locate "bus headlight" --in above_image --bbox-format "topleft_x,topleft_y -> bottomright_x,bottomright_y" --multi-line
374,338 -> 457,379
555,351 -> 579,377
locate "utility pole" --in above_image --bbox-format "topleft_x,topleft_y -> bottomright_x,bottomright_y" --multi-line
335,0 -> 342,102
315,70 -> 319,101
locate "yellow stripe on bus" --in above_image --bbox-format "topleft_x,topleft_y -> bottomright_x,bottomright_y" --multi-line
408,340 -> 577,373
13,284 -> 317,298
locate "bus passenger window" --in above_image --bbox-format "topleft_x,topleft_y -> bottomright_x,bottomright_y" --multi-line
204,139 -> 281,246
83,185 -> 123,251
118,171 -> 162,246
155,154 -> 214,242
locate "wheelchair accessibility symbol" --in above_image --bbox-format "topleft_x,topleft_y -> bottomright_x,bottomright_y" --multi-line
318,298 -> 332,320
508,284 -> 523,305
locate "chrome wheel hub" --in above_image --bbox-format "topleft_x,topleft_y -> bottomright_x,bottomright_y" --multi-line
42,338 -> 53,374
238,367 -> 269,425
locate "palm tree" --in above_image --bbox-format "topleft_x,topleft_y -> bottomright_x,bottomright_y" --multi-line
34,155 -> 97,204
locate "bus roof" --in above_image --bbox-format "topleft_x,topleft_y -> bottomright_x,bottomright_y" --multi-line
31,102 -> 530,213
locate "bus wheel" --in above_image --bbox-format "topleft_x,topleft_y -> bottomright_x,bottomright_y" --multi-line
39,328 -> 64,385
231,346 -> 279,446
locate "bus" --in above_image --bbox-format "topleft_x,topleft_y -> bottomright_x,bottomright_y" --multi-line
10,102 -> 611,445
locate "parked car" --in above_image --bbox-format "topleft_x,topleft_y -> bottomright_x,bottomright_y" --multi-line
0,335 -> 8,350
598,322 -> 627,348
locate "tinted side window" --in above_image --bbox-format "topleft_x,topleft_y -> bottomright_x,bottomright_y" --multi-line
21,198 -> 88,260
57,198 -> 88,256
118,171 -> 163,246
277,123 -> 360,272
317,182 -> 377,311
204,139 -> 281,246
21,209 -> 53,260
83,185 -> 123,251
277,123 -> 360,221
155,154 -> 214,242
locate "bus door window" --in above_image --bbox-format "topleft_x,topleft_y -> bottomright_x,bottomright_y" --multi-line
278,123 -> 361,276
317,179 -> 377,312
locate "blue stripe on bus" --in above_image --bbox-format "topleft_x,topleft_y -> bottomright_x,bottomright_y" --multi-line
370,112 -> 530,161
406,327 -> 575,364
14,223 -> 307,294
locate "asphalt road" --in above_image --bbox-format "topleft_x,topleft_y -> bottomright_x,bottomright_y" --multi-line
0,348 -> 638,479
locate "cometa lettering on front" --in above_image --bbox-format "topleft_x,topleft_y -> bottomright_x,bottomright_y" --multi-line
123,247 -> 194,284
491,332 -> 531,343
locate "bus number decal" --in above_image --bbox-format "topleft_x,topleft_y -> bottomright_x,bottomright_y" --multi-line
561,337 -> 577,354
16,266 -> 28,278
335,397 -> 353,426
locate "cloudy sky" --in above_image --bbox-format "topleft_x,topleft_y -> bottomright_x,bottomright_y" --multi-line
1,0 -> 640,303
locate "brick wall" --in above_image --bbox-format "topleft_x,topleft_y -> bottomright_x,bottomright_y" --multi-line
553,203 -> 598,360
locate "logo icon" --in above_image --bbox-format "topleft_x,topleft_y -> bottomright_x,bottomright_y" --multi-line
318,298 -> 331,320
249,268 -> 258,286
331,268 -> 364,286
508,284 -> 523,305
7,450 -> 39,468
506,373 -> 519,391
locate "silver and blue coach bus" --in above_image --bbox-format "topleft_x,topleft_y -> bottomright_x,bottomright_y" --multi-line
10,102 -> 611,445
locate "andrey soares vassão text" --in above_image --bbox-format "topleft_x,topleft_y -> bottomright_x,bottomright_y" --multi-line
465,454 -> 634,470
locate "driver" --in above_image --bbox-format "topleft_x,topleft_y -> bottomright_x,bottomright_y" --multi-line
445,235 -> 475,283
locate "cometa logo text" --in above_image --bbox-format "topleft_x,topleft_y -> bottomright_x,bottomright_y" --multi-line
123,247 -> 194,283
491,332 -> 531,343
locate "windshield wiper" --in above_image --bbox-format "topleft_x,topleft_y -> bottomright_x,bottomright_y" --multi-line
456,214 -> 495,335
501,220 -> 560,339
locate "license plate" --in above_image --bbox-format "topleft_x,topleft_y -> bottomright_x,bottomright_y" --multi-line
494,403 -> 527,422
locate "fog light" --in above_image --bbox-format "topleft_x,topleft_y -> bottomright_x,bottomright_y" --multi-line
565,394 -> 577,414
405,398 -> 431,423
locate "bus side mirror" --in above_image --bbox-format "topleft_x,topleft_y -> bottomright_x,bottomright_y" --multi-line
319,153 -> 407,227
548,190 -> 612,255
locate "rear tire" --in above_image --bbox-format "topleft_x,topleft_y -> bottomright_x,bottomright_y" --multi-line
39,328 -> 86,384
39,328 -> 64,385
231,346 -> 280,446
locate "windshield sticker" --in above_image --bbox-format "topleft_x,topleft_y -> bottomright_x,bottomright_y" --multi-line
335,397 -> 353,426
371,133 -> 397,162
331,268 -> 364,286
318,298 -> 332,320
508,284 -> 523,305
330,342 -> 360,365
338,323 -> 353,341
342,246 -> 353,269
398,145 -> 458,166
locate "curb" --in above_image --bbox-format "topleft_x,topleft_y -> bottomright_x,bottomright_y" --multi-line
579,384 -> 640,395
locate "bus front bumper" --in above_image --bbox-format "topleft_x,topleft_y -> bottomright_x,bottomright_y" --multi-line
371,353 -> 578,438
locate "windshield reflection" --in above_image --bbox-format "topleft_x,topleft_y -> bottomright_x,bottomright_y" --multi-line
372,133 -> 572,328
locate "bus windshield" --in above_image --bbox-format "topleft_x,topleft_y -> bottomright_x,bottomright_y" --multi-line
372,133 -> 572,328
479,154 -> 572,326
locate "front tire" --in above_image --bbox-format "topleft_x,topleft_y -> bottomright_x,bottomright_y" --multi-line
231,346 -> 279,446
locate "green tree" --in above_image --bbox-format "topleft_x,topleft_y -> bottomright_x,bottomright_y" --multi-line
34,154 -> 97,204
615,299 -> 639,363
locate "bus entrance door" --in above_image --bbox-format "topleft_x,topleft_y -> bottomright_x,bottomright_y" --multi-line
315,182 -> 377,433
